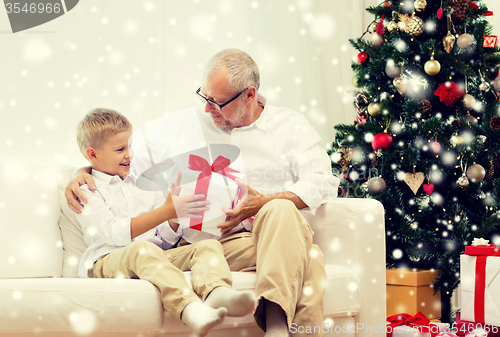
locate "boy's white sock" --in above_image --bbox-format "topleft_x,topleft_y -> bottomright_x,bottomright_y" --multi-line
181,301 -> 227,337
264,300 -> 289,337
205,286 -> 257,317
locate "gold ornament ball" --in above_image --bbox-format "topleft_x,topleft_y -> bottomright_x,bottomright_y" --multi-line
450,135 -> 464,147
352,75 -> 360,88
494,77 -> 500,92
387,21 -> 398,32
367,177 -> 386,194
405,15 -> 424,37
368,22 -> 377,33
368,102 -> 382,117
457,33 -> 474,49
463,94 -> 476,110
466,164 -> 486,183
424,59 -> 441,76
415,0 -> 427,11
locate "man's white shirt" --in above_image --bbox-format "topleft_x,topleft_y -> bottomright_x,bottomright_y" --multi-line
131,96 -> 340,243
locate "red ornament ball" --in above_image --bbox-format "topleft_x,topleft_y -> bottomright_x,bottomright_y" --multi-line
372,132 -> 393,151
357,51 -> 369,65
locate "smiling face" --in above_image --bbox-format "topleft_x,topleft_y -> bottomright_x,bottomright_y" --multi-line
202,70 -> 250,130
88,129 -> 133,178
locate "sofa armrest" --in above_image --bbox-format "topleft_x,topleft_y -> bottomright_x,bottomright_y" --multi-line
301,198 -> 386,336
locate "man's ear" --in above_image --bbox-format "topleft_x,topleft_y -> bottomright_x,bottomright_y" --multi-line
86,147 -> 99,163
245,86 -> 257,104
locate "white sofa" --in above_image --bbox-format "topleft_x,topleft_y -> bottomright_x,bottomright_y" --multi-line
0,163 -> 387,337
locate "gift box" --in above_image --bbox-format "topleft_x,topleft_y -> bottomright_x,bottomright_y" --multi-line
132,106 -> 207,181
460,239 -> 500,327
386,268 -> 441,319
483,35 -> 498,48
177,146 -> 245,238
387,312 -> 450,337
129,105 -> 247,238
456,312 -> 500,336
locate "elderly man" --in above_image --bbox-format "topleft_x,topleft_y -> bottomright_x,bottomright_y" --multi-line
66,48 -> 339,337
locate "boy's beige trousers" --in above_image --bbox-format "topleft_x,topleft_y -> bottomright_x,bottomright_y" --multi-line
92,239 -> 232,321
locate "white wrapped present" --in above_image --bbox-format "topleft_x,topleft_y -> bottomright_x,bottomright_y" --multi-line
177,147 -> 245,238
131,106 -> 206,189
461,250 -> 500,327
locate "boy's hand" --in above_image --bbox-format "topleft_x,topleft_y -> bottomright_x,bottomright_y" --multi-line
65,170 -> 96,214
166,172 -> 209,219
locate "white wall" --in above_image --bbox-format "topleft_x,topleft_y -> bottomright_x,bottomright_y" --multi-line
1,0 -> 498,167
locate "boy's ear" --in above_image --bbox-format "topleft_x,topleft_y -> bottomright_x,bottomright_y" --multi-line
86,147 -> 99,163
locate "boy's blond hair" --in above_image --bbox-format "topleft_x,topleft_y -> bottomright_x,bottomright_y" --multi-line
76,108 -> 132,160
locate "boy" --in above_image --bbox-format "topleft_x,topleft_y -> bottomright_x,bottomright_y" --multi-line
75,108 -> 256,337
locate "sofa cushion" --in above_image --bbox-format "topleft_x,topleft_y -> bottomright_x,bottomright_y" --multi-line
0,164 -> 62,278
0,278 -> 163,336
55,166 -> 88,278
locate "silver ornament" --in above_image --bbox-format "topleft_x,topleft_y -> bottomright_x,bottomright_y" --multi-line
467,164 -> 486,183
457,175 -> 470,187
476,135 -> 487,144
479,81 -> 491,92
367,177 -> 387,194
494,77 -> 500,92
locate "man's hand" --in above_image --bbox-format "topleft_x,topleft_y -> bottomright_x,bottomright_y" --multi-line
217,179 -> 267,234
64,169 -> 96,214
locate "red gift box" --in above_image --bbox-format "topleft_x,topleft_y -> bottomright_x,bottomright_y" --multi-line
483,35 -> 498,48
455,312 -> 500,336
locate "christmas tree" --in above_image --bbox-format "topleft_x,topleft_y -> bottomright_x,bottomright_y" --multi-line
329,0 -> 500,322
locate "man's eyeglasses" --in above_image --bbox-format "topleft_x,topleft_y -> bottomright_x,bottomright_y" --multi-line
196,87 -> 249,111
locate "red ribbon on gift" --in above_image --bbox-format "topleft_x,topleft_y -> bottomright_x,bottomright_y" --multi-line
465,243 -> 500,256
465,244 -> 500,324
387,312 -> 437,337
187,155 -> 240,231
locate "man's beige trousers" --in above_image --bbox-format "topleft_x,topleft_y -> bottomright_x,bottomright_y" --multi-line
219,199 -> 327,337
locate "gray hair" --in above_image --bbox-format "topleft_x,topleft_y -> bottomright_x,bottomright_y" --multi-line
204,48 -> 260,93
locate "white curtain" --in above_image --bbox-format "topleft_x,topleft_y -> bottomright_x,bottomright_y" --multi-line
0,0 -> 498,166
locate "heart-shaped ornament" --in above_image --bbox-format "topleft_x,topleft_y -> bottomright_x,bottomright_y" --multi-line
432,142 -> 441,153
404,172 -> 425,195
393,77 -> 409,96
423,184 -> 434,195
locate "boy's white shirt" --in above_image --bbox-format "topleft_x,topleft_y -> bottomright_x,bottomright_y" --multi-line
76,169 -> 182,278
